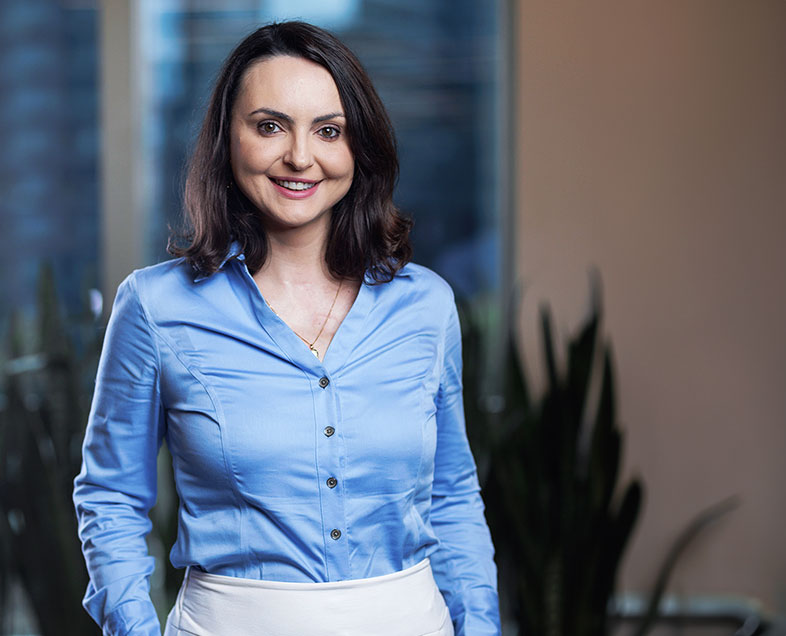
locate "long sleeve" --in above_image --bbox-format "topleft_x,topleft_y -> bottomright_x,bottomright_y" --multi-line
429,302 -> 500,636
73,273 -> 166,636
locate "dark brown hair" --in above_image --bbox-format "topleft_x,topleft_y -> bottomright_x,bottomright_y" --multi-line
169,21 -> 412,282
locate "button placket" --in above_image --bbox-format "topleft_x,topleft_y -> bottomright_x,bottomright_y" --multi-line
314,371 -> 349,577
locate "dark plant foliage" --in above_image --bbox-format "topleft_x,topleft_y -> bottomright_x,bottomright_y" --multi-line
0,266 -> 101,635
462,288 -> 643,636
460,287 -> 750,635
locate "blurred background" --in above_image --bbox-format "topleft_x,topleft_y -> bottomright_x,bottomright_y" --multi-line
0,0 -> 784,635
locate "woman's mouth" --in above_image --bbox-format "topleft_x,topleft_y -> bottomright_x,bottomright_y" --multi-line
270,178 -> 318,191
268,177 -> 321,199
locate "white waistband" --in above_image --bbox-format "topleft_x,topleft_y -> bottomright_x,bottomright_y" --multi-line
188,556 -> 432,591
164,558 -> 454,636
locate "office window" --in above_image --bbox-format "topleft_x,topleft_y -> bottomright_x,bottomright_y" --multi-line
0,1 -> 99,329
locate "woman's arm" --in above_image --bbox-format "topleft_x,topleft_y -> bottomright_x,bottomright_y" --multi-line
430,301 -> 500,636
73,273 -> 166,636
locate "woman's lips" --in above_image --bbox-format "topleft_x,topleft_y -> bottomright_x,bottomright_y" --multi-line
269,177 -> 321,199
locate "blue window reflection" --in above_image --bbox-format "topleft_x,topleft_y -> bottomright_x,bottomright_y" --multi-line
0,2 -> 99,328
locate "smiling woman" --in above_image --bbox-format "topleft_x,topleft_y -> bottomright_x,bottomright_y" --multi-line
73,21 -> 500,636
173,21 -> 409,286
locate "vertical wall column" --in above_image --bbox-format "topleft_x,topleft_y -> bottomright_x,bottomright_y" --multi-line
100,0 -> 143,309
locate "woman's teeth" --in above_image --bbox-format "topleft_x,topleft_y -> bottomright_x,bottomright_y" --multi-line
273,179 -> 317,191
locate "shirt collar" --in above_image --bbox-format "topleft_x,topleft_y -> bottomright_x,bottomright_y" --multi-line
193,240 -> 245,282
193,239 -> 411,283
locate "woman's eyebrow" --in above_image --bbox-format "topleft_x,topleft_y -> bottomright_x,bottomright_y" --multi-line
313,112 -> 345,123
247,107 -> 345,124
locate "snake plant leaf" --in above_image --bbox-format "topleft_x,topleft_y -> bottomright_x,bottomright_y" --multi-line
566,309 -> 599,434
540,306 -> 560,394
457,301 -> 492,470
0,378 -> 10,620
492,296 -> 530,442
503,326 -> 530,427
632,495 -> 740,636
588,351 -> 621,516
595,480 -> 643,612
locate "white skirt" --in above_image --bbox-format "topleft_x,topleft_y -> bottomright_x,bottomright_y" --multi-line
163,558 -> 454,636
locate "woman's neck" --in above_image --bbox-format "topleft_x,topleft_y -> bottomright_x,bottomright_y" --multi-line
255,223 -> 334,288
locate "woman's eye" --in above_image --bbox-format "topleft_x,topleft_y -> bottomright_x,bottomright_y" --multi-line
258,121 -> 281,135
318,126 -> 340,139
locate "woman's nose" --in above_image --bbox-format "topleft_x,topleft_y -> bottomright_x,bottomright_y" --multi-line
283,133 -> 314,171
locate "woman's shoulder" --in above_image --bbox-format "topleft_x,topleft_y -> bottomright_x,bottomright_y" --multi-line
382,263 -> 457,327
122,256 -> 194,298
114,257 -> 210,322
393,261 -> 455,302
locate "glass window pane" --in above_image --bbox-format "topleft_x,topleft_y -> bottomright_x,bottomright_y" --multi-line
0,1 -> 99,329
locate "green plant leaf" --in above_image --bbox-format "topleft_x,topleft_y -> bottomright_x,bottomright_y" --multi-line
632,495 -> 740,636
540,306 -> 560,394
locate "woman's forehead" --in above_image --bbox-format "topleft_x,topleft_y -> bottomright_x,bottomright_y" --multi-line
235,56 -> 343,117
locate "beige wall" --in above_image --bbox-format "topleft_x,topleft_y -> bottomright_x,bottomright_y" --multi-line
515,0 -> 786,616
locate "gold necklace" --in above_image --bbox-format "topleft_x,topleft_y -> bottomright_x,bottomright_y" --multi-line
265,280 -> 342,359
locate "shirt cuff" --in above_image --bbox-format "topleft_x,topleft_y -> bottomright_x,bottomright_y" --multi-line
102,600 -> 162,636
449,585 -> 501,636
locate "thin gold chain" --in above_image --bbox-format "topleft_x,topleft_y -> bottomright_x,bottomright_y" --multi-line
265,279 -> 342,357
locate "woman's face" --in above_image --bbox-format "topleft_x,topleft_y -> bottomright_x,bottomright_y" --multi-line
229,55 -> 354,234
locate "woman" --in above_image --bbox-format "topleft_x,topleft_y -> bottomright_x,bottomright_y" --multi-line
74,21 -> 499,636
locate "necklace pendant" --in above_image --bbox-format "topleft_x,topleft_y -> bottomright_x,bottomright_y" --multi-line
310,346 -> 319,358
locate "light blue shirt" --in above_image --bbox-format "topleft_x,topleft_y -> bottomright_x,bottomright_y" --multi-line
73,245 -> 500,636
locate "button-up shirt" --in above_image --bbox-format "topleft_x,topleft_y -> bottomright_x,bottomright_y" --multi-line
73,247 -> 500,636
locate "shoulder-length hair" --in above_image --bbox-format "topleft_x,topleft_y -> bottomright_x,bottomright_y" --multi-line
170,21 -> 412,282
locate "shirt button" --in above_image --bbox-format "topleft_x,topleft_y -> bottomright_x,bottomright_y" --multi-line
324,426 -> 335,437
318,376 -> 330,388
326,477 -> 338,489
330,528 -> 341,540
